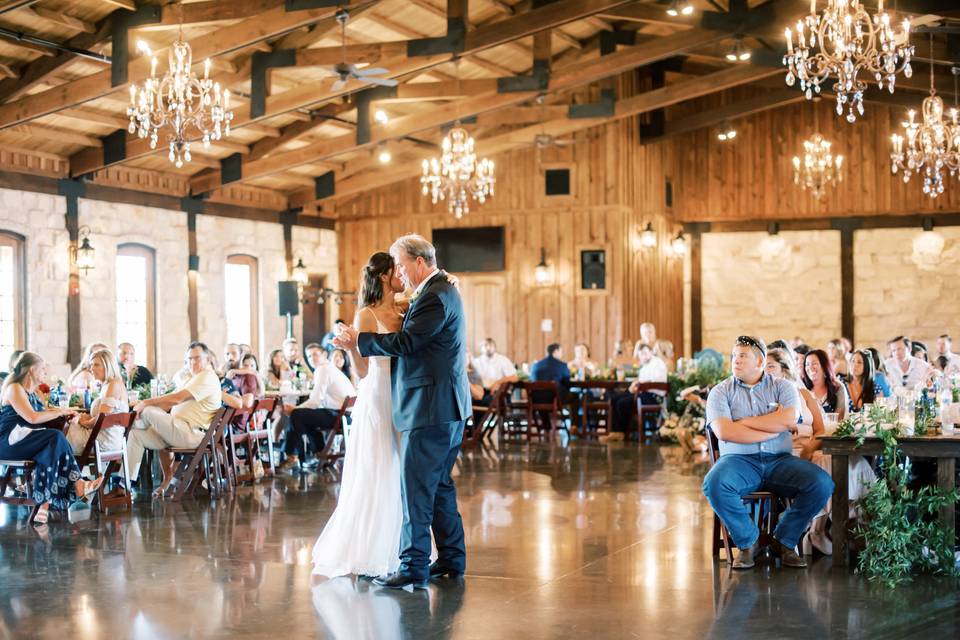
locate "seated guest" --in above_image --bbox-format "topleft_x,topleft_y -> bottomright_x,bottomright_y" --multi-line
210,354 -> 249,411
282,337 -> 310,378
0,349 -> 24,383
802,349 -> 851,420
472,338 -> 519,395
225,353 -> 264,406
305,342 -> 328,373
792,343 -> 810,377
330,348 -> 354,386
127,342 -> 222,496
827,339 -> 850,380
608,340 -> 634,369
68,342 -> 108,391
935,334 -> 960,377
277,349 -> 356,472
321,320 -> 343,353
530,344 -> 572,430
912,340 -> 930,363
220,343 -> 242,377
847,350 -> 881,410
567,343 -> 598,379
884,336 -> 934,390
239,344 -> 252,358
865,347 -> 892,397
0,352 -> 103,525
118,342 -> 153,388
764,348 -> 821,449
264,349 -> 292,389
702,336 -> 833,569
600,343 -> 667,443
66,349 -> 129,455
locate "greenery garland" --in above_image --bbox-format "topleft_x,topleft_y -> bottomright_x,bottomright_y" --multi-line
835,408 -> 960,587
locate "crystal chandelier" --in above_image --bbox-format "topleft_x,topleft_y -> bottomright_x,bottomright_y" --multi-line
783,0 -> 913,123
126,20 -> 233,168
793,133 -> 844,199
420,122 -> 495,218
890,53 -> 960,198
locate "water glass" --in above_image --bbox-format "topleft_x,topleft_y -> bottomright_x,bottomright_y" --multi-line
824,412 -> 839,435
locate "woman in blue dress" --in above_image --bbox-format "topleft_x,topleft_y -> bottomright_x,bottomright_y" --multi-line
0,352 -> 103,525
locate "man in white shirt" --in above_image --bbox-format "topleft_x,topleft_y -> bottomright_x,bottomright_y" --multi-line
601,344 -> 668,443
128,342 -> 223,494
936,334 -> 960,378
885,335 -> 934,390
277,358 -> 356,471
471,338 -> 518,393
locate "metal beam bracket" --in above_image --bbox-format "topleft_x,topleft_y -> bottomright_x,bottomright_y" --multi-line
181,197 -> 204,216
250,49 -> 297,118
221,153 -> 243,185
355,85 -> 398,145
285,0 -> 345,9
58,179 -> 86,216
101,130 -> 128,169
111,6 -> 162,87
407,17 -> 466,57
280,209 -> 301,226
314,171 -> 335,199
497,59 -> 550,93
600,30 -> 636,56
701,0 -> 775,36
568,88 -> 615,119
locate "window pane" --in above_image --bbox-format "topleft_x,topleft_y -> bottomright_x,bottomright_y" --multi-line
0,245 -> 14,368
116,254 -> 148,363
225,262 -> 252,346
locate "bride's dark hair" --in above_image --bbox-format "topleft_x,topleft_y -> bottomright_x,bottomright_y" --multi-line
359,252 -> 395,308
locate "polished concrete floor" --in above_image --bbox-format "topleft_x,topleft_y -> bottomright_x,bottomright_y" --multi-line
0,440 -> 958,639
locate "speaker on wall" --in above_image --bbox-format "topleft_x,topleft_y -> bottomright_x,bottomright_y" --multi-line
580,250 -> 606,290
278,281 -> 300,316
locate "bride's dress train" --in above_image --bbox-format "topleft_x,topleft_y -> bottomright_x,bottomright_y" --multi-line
312,347 -> 403,578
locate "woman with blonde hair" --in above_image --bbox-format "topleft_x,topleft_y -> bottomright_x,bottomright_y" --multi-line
68,342 -> 108,391
66,349 -> 129,455
0,352 -> 104,525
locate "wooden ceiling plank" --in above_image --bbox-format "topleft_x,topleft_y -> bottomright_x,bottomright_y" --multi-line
0,3 -> 364,129
102,0 -> 137,10
25,7 -> 96,34
138,0 -> 288,31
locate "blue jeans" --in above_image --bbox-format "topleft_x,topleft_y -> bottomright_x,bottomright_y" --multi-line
702,452 -> 834,549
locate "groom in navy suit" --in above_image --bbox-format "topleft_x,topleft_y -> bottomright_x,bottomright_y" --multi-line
335,234 -> 471,589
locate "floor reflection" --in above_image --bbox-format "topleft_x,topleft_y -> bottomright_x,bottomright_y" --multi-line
0,440 -> 956,638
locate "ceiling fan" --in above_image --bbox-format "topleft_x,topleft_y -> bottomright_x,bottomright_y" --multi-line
327,8 -> 398,91
529,95 -> 574,149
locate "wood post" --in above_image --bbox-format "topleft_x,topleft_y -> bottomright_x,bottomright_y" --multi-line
59,179 -> 85,368
832,218 -> 861,345
187,212 -> 199,342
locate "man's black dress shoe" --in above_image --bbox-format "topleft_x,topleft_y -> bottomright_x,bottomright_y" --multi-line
372,572 -> 428,590
429,562 -> 464,579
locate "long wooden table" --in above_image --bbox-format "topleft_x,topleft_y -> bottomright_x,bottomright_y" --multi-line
819,434 -> 960,567
566,380 -> 633,433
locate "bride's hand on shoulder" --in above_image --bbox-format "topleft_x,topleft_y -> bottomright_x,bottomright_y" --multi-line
442,270 -> 460,290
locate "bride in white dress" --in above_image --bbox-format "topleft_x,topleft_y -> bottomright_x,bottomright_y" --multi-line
312,252 -> 406,578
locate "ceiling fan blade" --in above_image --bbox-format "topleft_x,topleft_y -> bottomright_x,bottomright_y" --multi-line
354,67 -> 390,76
361,76 -> 399,87
331,78 -> 347,91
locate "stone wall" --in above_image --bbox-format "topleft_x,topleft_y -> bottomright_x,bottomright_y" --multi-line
700,230 -> 843,351
0,187 -> 338,378
854,227 -> 960,351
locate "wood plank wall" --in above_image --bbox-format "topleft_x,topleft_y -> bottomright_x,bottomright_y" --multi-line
667,86 -> 960,220
334,86 -> 683,365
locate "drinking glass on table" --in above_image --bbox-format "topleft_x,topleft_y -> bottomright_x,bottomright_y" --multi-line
823,412 -> 839,435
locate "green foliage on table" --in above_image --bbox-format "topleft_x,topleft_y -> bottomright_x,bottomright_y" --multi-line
666,362 -> 728,416
837,411 -> 960,587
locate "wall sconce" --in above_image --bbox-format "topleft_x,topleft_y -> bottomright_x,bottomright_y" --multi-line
534,247 -> 554,286
670,231 -> 687,256
912,217 -> 944,270
640,222 -> 657,249
292,257 -> 309,286
71,226 -> 95,274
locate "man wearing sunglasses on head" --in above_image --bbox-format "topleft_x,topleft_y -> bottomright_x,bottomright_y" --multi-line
702,335 -> 833,570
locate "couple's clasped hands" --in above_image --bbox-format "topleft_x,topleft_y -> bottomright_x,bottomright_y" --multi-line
332,323 -> 359,350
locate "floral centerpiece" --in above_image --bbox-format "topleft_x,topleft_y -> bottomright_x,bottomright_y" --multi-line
659,360 -> 728,450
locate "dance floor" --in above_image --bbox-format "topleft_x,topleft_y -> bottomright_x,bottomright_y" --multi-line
0,441 -> 957,639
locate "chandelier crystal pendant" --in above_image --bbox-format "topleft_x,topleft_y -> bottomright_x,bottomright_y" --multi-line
126,18 -> 233,168
783,0 -> 913,123
890,53 -> 960,199
420,122 -> 495,218
793,133 -> 844,199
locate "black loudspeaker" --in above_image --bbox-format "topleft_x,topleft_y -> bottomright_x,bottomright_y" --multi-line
278,281 -> 300,316
581,250 -> 606,290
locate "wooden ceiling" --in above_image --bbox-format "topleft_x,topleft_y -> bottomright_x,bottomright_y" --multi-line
0,0 -> 955,216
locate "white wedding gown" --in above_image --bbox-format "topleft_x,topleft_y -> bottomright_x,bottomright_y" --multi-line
312,323 -> 403,578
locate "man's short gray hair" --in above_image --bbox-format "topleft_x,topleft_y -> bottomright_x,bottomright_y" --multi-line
390,234 -> 436,267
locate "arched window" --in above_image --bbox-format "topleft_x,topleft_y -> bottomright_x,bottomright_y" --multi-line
225,254 -> 259,356
115,244 -> 156,370
0,231 -> 25,369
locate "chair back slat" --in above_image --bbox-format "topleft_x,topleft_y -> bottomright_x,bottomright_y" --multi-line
77,412 -> 136,466
705,425 -> 720,464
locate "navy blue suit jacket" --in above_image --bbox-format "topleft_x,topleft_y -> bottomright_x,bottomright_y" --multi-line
357,273 -> 471,432
530,356 -> 571,395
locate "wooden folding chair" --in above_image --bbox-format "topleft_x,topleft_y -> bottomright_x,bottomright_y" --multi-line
635,382 -> 669,441
705,426 -> 784,564
226,406 -> 255,483
166,407 -> 235,502
466,385 -> 506,445
246,398 -> 278,478
523,381 -> 568,440
0,416 -> 71,520
75,412 -> 137,511
318,396 -> 356,472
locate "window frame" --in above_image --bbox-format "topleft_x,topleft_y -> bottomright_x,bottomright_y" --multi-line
225,253 -> 260,358
115,243 -> 157,371
0,231 -> 26,362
